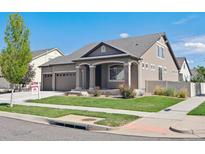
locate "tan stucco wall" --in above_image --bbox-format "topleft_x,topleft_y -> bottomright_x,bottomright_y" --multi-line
140,37 -> 179,89
30,49 -> 63,83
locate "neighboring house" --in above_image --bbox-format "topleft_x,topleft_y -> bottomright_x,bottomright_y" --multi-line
0,48 -> 64,89
31,48 -> 64,83
176,57 -> 192,81
40,32 -> 180,92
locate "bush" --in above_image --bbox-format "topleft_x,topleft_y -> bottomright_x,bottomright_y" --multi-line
164,88 -> 176,97
154,86 -> 165,95
178,89 -> 188,98
93,86 -> 101,97
154,86 -> 188,98
119,84 -> 136,99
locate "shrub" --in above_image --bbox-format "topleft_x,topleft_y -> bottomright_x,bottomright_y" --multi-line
178,89 -> 188,98
164,88 -> 176,97
154,86 -> 165,95
93,86 -> 101,97
119,84 -> 136,99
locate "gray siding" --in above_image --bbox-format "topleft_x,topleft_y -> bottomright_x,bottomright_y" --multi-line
85,44 -> 124,57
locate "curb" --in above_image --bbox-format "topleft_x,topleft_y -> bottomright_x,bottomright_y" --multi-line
0,111 -> 113,131
169,126 -> 194,134
48,119 -> 114,131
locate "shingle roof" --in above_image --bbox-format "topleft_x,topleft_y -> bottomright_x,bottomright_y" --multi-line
32,48 -> 58,58
176,57 -> 186,69
41,32 -> 175,67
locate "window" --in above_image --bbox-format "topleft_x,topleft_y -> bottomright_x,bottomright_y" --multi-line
158,67 -> 163,80
101,45 -> 106,53
142,62 -> 145,69
156,45 -> 164,58
183,63 -> 186,69
151,64 -> 155,71
109,65 -> 124,81
164,67 -> 167,73
145,63 -> 149,70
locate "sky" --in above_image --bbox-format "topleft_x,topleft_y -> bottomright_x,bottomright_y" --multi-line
0,12 -> 205,68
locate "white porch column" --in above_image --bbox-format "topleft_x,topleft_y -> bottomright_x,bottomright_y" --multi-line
124,62 -> 131,88
89,65 -> 96,90
75,65 -> 81,90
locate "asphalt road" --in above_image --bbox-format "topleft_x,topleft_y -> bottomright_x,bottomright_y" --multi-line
0,116 -> 203,141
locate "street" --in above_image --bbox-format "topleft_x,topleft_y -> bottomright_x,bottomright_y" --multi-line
0,116 -> 203,141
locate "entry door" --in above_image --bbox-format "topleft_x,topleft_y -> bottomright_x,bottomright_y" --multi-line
95,65 -> 102,88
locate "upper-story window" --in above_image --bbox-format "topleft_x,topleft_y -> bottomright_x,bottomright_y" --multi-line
101,45 -> 106,53
156,45 -> 164,59
142,62 -> 145,69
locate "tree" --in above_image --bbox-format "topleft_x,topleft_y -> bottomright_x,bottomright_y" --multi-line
0,13 -> 32,107
191,66 -> 205,82
20,64 -> 36,85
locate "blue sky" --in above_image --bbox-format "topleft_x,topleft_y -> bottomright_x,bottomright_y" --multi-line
0,12 -> 204,68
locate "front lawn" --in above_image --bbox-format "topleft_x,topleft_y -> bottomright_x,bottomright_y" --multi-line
0,104 -> 138,127
188,102 -> 205,116
29,95 -> 184,112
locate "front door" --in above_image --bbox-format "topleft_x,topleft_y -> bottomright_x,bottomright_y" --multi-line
95,65 -> 102,88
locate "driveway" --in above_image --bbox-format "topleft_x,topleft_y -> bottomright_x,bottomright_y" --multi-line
0,91 -> 64,104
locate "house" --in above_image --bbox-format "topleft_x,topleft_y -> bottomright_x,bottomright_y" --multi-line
0,48 -> 64,89
40,32 -> 180,92
176,57 -> 192,81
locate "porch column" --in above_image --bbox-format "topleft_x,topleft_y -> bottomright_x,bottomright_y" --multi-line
75,65 -> 81,90
124,62 -> 131,88
89,65 -> 96,90
137,62 -> 142,89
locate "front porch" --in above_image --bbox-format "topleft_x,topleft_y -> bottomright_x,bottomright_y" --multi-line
75,60 -> 142,91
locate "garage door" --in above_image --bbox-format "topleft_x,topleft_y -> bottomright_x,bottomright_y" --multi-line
43,74 -> 52,91
55,72 -> 76,91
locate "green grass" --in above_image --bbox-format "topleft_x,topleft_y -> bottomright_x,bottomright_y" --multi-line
28,96 -> 184,112
188,102 -> 205,116
0,104 -> 138,127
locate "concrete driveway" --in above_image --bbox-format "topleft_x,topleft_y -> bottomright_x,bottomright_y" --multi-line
0,91 -> 64,104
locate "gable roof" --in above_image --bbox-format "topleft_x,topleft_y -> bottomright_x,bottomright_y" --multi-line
41,32 -> 179,69
32,48 -> 64,60
176,57 -> 192,75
